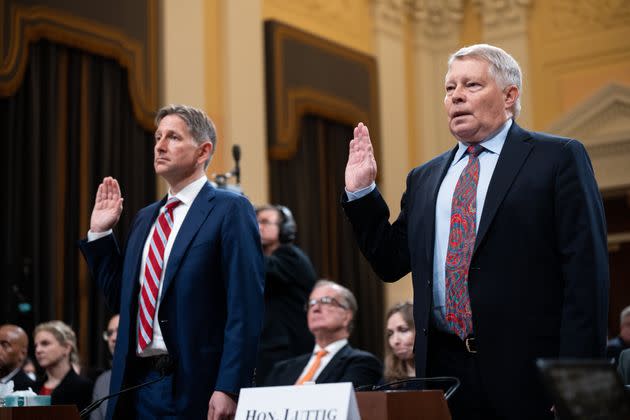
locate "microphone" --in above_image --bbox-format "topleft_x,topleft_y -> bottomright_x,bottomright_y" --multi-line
355,376 -> 460,400
79,357 -> 174,419
232,144 -> 241,184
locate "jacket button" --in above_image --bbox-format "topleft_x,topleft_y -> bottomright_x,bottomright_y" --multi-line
423,328 -> 428,336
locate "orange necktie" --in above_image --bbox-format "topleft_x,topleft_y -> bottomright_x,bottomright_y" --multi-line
296,350 -> 328,385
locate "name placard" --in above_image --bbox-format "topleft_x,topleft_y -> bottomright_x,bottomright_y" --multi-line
235,382 -> 360,420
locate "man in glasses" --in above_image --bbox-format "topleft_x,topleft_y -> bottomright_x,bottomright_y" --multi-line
90,314 -> 119,420
264,280 -> 382,388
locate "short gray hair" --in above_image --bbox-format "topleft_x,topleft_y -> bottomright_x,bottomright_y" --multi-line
155,104 -> 217,169
313,279 -> 358,334
448,44 -> 522,118
621,305 -> 630,324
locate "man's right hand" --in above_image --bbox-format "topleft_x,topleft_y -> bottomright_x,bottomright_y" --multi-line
90,177 -> 124,233
345,122 -> 377,192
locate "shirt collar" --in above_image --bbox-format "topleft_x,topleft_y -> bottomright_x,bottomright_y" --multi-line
167,175 -> 207,207
451,119 -> 512,166
313,338 -> 348,356
0,366 -> 22,384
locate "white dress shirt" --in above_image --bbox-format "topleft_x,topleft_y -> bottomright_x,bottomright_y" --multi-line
88,175 -> 208,356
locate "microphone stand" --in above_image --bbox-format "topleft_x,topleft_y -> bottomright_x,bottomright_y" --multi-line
80,357 -> 174,419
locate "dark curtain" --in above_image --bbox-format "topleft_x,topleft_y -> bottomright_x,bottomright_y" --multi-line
269,115 -> 384,358
0,40 -> 155,371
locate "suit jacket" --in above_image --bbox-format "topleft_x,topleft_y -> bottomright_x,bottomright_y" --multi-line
90,369 -> 111,420
264,344 -> 382,388
257,243 -> 317,384
5,369 -> 36,391
342,123 -> 609,419
36,369 -> 93,411
80,183 -> 265,419
618,348 -> 630,385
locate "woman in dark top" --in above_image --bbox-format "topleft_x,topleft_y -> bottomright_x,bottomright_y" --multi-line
34,320 -> 93,411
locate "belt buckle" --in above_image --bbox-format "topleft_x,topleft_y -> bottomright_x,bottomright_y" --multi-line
465,337 -> 477,353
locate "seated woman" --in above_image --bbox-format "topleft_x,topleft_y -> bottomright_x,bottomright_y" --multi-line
34,320 -> 93,411
383,302 -> 416,385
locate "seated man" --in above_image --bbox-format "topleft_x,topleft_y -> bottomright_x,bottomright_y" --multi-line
0,324 -> 36,391
264,280 -> 382,388
608,305 -> 630,364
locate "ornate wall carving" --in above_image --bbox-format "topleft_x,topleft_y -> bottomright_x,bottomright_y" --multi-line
407,0 -> 464,39
550,0 -> 630,39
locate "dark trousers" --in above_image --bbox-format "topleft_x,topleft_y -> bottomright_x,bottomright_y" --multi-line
426,329 -> 499,420
125,355 -> 176,419
426,329 -> 554,420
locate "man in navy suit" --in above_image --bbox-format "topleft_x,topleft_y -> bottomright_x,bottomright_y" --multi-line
264,280 -> 382,388
80,104 -> 264,419
342,44 -> 608,419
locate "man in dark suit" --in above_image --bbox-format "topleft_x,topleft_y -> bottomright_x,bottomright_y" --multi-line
80,104 -> 265,419
264,280 -> 382,388
342,44 -> 608,420
0,324 -> 36,391
255,204 -> 317,384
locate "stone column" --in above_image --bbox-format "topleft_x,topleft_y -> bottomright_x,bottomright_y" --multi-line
474,0 -> 533,127
408,0 -> 464,162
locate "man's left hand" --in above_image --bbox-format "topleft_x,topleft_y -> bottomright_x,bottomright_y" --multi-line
208,391 -> 236,420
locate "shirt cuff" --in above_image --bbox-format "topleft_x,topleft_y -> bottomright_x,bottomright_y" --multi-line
345,183 -> 376,201
87,229 -> 113,242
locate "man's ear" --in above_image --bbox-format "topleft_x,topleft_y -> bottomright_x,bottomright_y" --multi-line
504,85 -> 519,109
198,141 -> 213,165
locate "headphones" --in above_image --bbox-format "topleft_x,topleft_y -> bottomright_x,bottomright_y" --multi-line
276,205 -> 297,244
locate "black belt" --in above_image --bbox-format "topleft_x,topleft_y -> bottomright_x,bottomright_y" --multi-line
135,354 -> 173,373
432,329 -> 478,354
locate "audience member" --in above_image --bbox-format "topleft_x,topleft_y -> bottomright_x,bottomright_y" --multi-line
383,302 -> 415,383
265,280 -> 382,388
34,320 -> 93,410
607,305 -> 630,363
0,324 -> 36,390
22,357 -> 36,381
255,204 -> 317,384
91,314 -> 119,420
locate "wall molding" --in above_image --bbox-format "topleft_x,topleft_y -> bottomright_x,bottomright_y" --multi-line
0,0 -> 157,130
548,83 -> 630,190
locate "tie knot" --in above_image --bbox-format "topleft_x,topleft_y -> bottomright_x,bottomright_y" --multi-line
466,144 -> 484,158
164,197 -> 181,212
316,349 -> 328,358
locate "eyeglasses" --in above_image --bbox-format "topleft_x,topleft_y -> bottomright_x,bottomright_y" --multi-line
304,296 -> 348,311
102,329 -> 117,341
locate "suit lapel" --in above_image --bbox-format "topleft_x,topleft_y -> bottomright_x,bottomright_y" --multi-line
474,123 -> 533,254
422,148 -> 458,265
161,182 -> 216,297
316,344 -> 350,383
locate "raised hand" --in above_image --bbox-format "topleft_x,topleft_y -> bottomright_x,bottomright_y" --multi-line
90,177 -> 124,233
345,122 -> 377,192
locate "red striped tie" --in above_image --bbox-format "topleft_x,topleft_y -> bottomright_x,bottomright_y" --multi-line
137,197 -> 181,353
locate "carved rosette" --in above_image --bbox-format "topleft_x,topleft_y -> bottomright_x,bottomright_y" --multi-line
407,0 -> 464,39
473,0 -> 532,36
